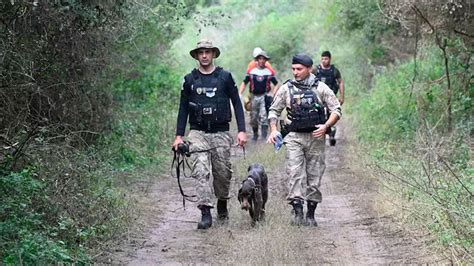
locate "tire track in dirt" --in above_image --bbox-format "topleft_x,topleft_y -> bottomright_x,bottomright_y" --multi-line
102,120 -> 442,264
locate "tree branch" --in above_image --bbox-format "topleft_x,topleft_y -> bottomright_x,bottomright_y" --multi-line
454,29 -> 474,38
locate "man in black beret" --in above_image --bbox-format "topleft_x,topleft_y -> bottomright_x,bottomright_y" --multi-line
267,53 -> 341,226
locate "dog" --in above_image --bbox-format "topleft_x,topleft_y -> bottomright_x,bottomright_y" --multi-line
238,163 -> 268,225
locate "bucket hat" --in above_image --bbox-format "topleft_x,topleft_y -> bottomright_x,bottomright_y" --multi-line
252,47 -> 263,58
189,39 -> 221,59
254,50 -> 270,60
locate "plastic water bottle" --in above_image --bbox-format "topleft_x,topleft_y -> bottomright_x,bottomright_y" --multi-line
274,132 -> 283,152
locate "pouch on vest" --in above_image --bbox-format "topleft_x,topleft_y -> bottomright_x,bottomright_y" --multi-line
286,81 -> 327,132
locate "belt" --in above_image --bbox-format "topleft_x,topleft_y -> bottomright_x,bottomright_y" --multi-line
289,127 -> 315,133
190,124 -> 229,133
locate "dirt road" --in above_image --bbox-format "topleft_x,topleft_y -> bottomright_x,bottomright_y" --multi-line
102,121 -> 442,264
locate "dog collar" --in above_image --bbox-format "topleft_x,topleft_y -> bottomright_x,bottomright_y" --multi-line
246,176 -> 256,186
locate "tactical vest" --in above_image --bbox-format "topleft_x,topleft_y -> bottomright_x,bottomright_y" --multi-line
188,67 -> 231,131
315,65 -> 338,94
286,81 -> 327,132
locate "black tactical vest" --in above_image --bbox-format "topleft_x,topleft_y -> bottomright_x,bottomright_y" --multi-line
188,67 -> 231,131
315,65 -> 338,94
286,81 -> 327,132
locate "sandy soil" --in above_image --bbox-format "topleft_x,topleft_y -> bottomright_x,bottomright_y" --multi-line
99,120 -> 444,264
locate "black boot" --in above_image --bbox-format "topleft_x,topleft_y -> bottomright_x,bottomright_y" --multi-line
261,125 -> 268,139
306,201 -> 318,226
252,127 -> 258,141
197,206 -> 212,230
217,199 -> 228,221
290,200 -> 304,226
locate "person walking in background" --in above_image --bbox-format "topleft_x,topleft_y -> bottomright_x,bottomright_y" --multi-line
267,53 -> 341,226
240,49 -> 279,141
172,39 -> 247,230
246,47 -> 275,73
313,50 -> 344,146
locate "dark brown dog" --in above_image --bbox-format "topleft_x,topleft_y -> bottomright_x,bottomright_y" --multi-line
238,163 -> 268,225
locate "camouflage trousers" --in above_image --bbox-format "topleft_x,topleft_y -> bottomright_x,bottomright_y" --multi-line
250,94 -> 268,128
187,130 -> 233,207
284,132 -> 326,203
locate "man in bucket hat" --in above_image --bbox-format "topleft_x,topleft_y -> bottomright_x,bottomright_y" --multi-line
173,39 -> 247,229
239,49 -> 279,141
246,47 -> 275,73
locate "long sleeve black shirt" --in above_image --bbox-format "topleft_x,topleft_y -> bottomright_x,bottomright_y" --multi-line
176,68 -> 246,136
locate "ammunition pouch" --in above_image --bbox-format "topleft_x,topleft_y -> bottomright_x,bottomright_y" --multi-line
287,109 -> 327,133
189,101 -> 217,131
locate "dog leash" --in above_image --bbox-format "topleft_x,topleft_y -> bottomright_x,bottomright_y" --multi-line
171,145 -> 225,209
234,144 -> 246,160
171,149 -> 198,209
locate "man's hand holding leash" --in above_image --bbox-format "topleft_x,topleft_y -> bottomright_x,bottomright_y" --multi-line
172,135 -> 184,152
237,131 -> 247,147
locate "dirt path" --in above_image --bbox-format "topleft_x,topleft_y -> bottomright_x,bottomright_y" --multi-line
102,120 -> 442,264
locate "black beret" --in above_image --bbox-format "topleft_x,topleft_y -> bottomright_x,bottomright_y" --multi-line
292,53 -> 313,67
321,51 -> 331,58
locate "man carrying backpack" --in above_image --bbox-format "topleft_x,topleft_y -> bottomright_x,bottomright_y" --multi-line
313,51 -> 344,146
239,49 -> 279,141
246,47 -> 275,73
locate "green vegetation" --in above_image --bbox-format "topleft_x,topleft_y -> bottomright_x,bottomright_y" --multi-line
353,43 -> 473,257
1,1 -> 195,263
103,63 -> 182,170
329,1 -> 473,259
1,0 -> 471,263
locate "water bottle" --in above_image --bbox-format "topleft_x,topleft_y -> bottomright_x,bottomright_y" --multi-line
274,132 -> 283,152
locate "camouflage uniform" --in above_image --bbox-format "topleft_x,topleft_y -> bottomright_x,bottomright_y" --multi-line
188,130 -> 233,207
250,94 -> 268,129
268,75 -> 341,203
284,132 -> 326,202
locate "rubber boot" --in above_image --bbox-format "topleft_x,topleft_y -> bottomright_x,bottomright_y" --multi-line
252,127 -> 258,141
306,201 -> 318,226
290,200 -> 304,226
197,206 -> 212,230
217,199 -> 228,221
261,125 -> 268,139
329,127 -> 336,146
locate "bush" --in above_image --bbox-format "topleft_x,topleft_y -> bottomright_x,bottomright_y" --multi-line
0,168 -> 86,263
1,146 -> 133,263
102,63 -> 182,170
0,1 -> 197,262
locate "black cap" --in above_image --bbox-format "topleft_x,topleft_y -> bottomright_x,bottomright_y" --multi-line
292,53 -> 313,67
321,51 -> 331,58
